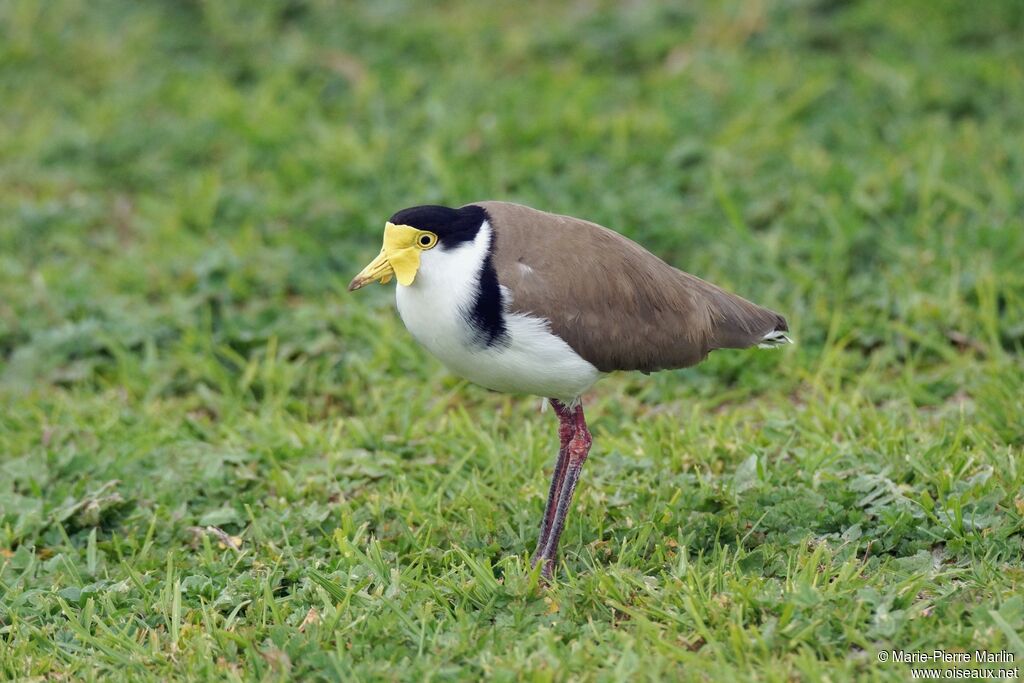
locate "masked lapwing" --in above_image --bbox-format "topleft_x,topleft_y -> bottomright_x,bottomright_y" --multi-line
349,201 -> 791,580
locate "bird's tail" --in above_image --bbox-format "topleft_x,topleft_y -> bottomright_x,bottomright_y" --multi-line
757,329 -> 794,349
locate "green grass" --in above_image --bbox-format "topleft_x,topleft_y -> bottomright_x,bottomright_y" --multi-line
2,0 -> 1023,680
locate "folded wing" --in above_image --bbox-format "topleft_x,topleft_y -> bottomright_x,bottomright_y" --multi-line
476,201 -> 788,374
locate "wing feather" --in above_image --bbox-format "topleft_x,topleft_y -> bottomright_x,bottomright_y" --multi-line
474,201 -> 787,373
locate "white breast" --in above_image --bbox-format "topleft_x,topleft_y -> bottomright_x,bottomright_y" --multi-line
394,221 -> 600,402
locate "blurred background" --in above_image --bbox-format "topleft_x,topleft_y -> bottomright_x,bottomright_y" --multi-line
2,0 -> 1021,397
2,0 -> 1023,679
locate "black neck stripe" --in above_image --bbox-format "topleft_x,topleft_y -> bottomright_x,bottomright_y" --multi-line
467,241 -> 510,348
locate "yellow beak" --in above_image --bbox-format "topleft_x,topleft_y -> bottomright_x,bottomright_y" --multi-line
348,223 -> 422,291
347,246 -> 393,291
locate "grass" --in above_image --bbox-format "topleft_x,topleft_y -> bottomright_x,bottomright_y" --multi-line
1,0 -> 1023,680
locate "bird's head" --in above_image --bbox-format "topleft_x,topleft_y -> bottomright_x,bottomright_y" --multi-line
347,204 -> 487,291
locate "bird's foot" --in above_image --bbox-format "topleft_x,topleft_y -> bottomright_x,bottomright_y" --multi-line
531,552 -> 556,583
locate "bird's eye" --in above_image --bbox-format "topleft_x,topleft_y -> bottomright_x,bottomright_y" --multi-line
417,232 -> 438,249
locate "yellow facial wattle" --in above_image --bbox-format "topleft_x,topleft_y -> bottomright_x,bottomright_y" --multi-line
381,223 -> 423,286
347,223 -> 438,291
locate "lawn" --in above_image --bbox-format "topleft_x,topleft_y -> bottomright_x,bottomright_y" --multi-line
2,0 -> 1023,680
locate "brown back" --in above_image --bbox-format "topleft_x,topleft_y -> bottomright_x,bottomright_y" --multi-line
472,201 -> 787,373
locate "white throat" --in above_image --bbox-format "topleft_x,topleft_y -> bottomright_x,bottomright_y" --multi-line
395,221 -> 494,349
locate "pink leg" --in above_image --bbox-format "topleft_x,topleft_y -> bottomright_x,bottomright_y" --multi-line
532,399 -> 575,565
536,401 -> 592,580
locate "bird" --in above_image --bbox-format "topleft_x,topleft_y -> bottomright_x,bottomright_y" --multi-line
348,201 -> 791,580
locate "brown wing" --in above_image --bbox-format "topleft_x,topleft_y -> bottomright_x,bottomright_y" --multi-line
471,201 -> 788,374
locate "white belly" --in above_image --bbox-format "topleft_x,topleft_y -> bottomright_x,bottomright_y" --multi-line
395,287 -> 600,402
